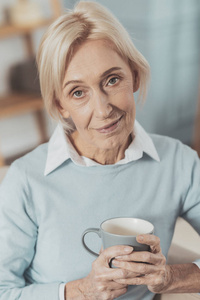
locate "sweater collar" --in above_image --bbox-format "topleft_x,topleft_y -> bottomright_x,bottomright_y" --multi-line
44,120 -> 160,175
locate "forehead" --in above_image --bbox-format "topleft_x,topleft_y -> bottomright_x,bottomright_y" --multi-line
64,39 -> 130,82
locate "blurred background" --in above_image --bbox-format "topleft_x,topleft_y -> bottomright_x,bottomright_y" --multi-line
0,0 -> 199,166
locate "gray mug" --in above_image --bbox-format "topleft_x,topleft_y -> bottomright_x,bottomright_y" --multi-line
82,217 -> 154,257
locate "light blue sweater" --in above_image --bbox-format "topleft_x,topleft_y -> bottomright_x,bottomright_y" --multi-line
0,134 -> 200,300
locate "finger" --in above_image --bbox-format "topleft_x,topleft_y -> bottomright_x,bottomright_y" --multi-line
110,287 -> 128,299
93,275 -> 128,290
93,258 -> 136,282
112,260 -> 166,276
137,234 -> 161,253
100,265 -> 136,281
115,250 -> 163,265
94,286 -> 128,300
100,245 -> 133,265
115,272 -> 165,287
92,246 -> 134,282
103,281 -> 128,290
115,276 -> 148,286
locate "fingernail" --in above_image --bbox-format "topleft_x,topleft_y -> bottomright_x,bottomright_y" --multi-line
138,235 -> 144,241
112,259 -> 119,265
124,246 -> 133,252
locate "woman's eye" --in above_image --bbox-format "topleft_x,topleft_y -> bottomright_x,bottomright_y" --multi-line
73,90 -> 83,98
107,77 -> 119,86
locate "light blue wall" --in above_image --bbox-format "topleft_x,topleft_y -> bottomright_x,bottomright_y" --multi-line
64,0 -> 200,145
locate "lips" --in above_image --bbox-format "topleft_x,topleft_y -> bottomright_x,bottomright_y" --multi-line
96,116 -> 123,133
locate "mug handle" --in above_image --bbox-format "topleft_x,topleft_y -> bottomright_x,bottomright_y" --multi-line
82,228 -> 101,257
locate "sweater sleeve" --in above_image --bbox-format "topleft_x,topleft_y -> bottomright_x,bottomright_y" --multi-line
180,146 -> 200,233
0,161 -> 61,300
179,145 -> 200,266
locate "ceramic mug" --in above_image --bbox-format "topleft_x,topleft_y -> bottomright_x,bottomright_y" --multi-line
82,217 -> 154,257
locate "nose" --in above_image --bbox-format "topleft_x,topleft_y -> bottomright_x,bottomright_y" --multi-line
93,90 -> 113,119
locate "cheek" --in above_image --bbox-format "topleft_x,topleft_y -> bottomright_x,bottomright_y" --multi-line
121,93 -> 136,126
70,107 -> 91,131
125,92 -> 135,107
112,81 -> 135,110
117,92 -> 135,113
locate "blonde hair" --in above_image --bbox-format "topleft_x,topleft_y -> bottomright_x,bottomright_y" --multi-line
37,1 -> 150,132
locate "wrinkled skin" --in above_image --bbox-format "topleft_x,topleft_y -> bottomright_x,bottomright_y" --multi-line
65,235 -> 171,299
66,245 -> 133,300
112,234 -> 172,294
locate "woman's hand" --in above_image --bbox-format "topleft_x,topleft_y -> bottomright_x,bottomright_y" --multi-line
112,234 -> 172,294
65,245 -> 133,300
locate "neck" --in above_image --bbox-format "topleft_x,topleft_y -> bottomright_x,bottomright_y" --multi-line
69,132 -> 132,165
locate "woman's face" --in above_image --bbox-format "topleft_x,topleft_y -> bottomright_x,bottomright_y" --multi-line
60,39 -> 137,152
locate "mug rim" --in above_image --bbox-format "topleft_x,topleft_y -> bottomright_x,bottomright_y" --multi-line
100,217 -> 154,237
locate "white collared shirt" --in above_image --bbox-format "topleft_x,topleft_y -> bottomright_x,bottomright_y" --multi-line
44,120 -> 160,176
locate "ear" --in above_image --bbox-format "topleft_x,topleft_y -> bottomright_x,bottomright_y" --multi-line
133,70 -> 140,93
55,99 -> 70,119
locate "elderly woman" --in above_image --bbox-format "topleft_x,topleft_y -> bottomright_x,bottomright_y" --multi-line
0,2 -> 200,300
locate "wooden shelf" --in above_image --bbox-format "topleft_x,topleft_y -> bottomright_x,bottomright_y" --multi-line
0,93 -> 44,118
0,18 -> 53,39
0,0 -> 62,166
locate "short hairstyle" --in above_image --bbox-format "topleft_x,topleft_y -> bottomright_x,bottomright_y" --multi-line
37,1 -> 150,132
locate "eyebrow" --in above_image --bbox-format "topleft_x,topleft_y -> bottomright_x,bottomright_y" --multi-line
100,67 -> 122,79
63,67 -> 122,89
63,79 -> 84,89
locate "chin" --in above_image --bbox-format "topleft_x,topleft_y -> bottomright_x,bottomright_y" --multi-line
96,136 -> 127,150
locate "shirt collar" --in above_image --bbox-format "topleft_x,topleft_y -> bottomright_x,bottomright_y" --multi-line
44,120 -> 160,175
